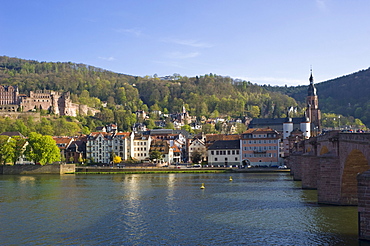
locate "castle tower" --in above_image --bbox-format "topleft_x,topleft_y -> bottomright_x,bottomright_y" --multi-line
306,70 -> 321,135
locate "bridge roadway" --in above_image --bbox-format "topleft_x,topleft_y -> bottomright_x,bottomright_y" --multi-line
287,130 -> 370,241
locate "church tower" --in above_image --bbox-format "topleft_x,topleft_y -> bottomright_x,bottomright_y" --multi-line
306,70 -> 321,135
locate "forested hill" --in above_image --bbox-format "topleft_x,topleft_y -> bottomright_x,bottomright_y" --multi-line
262,67 -> 370,126
0,56 -> 298,119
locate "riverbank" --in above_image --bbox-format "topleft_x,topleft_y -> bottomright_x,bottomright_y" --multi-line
0,165 -> 290,175
73,166 -> 290,174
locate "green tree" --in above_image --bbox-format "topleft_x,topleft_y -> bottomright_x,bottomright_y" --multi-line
248,105 -> 261,118
11,136 -> 27,165
191,150 -> 202,164
149,150 -> 163,162
0,135 -> 15,165
25,132 -> 61,165
145,119 -> 156,129
235,122 -> 247,134
181,124 -> 194,134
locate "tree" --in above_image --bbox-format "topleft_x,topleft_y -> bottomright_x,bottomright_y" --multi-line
11,136 -> 27,165
0,135 -> 15,165
113,156 -> 122,164
149,150 -> 163,163
248,105 -> 261,118
181,124 -> 194,134
235,122 -> 247,134
25,132 -> 61,165
191,150 -> 203,164
145,119 -> 156,129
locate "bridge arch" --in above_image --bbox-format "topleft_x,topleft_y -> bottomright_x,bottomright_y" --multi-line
341,149 -> 369,204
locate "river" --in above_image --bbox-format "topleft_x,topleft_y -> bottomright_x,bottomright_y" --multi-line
0,172 -> 367,245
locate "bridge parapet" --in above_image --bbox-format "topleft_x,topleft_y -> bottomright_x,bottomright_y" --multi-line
339,132 -> 370,144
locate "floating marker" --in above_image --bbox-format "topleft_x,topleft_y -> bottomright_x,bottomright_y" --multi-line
200,183 -> 205,189
229,176 -> 233,181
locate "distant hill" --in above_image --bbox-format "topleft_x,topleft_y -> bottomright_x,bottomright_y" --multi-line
263,68 -> 370,126
0,56 -> 299,121
0,55 -> 368,127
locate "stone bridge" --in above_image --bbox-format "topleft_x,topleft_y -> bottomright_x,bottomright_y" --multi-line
287,131 -> 370,240
288,130 -> 370,205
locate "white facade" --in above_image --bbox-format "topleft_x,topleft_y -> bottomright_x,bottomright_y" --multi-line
188,138 -> 206,163
283,120 -> 294,139
86,132 -> 132,164
86,132 -> 113,164
300,121 -> 311,139
133,134 -> 151,161
207,140 -> 241,167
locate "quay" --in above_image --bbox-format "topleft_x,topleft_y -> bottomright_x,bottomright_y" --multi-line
74,166 -> 290,174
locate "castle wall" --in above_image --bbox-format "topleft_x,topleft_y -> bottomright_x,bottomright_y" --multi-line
0,87 -> 100,117
21,90 -> 53,112
0,85 -> 19,105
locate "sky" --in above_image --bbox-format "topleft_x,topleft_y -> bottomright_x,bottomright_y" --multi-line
1,0 -> 370,86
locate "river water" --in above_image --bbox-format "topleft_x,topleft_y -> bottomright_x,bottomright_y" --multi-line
0,172 -> 368,246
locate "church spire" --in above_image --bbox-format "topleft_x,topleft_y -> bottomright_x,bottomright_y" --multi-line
307,69 -> 317,96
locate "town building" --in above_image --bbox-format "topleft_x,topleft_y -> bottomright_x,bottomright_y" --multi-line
53,136 -> 75,162
150,139 -> 173,165
188,138 -> 207,163
65,137 -> 87,164
132,133 -> 151,161
240,128 -> 281,167
86,132 -> 114,164
113,132 -> 133,161
172,145 -> 182,164
207,140 -> 241,167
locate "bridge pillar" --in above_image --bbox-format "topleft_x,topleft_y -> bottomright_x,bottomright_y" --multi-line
301,155 -> 319,189
357,170 -> 370,241
287,153 -> 302,181
317,154 -> 342,205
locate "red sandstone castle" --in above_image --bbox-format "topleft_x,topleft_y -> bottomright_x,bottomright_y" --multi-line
0,85 -> 98,116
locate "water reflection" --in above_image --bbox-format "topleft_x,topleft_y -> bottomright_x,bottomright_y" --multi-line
0,173 -> 368,245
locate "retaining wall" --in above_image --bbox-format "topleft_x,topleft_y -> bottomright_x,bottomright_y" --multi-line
0,164 -> 75,174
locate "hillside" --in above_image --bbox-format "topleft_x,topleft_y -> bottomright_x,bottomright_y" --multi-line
263,68 -> 370,126
0,56 -> 298,121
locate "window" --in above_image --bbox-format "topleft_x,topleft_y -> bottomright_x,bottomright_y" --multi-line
211,151 -> 214,155
215,158 -> 218,161
235,157 -> 238,161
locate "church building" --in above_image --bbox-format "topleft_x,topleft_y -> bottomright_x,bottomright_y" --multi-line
248,70 -> 321,156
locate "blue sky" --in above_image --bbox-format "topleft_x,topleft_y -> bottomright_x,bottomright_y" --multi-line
1,0 -> 369,86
